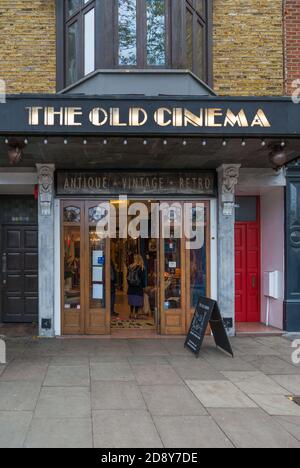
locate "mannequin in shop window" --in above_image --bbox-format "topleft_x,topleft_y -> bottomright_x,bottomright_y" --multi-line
127,254 -> 146,320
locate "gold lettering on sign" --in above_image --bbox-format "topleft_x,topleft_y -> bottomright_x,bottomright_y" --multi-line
65,108 -> 82,126
184,109 -> 203,127
154,108 -> 172,127
26,107 -> 43,126
89,108 -> 108,126
26,106 -> 272,129
129,108 -> 148,126
251,109 -> 271,128
224,109 -> 249,127
206,108 -> 223,127
110,108 -> 127,127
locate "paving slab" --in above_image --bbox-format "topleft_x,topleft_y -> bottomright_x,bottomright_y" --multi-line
92,410 -> 163,448
128,355 -> 170,366
168,357 -> 226,381
154,415 -> 233,448
91,381 -> 146,410
248,394 -> 300,416
0,359 -> 48,382
186,380 -> 257,409
0,381 -> 41,411
43,365 -> 90,387
0,411 -> 32,448
24,417 -> 93,448
129,340 -> 170,356
275,416 -> 300,442
34,387 -> 91,419
222,371 -> 288,395
50,356 -> 90,366
270,375 -> 300,395
90,362 -> 135,381
210,408 -> 300,448
141,385 -> 207,416
242,355 -> 300,375
132,364 -> 183,386
201,352 -> 257,372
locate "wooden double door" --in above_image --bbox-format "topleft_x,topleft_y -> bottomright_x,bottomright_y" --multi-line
61,200 -> 210,336
1,225 -> 38,323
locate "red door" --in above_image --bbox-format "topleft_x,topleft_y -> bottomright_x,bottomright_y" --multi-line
235,199 -> 260,323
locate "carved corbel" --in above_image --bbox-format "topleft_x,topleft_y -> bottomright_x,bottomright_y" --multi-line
218,164 -> 241,217
36,164 -> 55,217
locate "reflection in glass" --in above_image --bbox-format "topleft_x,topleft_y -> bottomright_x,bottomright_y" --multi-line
84,8 -> 95,75
190,204 -> 207,307
118,0 -> 137,66
64,206 -> 81,223
67,21 -> 79,86
164,237 -> 181,310
89,228 -> 106,309
68,0 -> 81,17
195,21 -> 204,80
195,0 -> 204,16
147,0 -> 166,66
64,227 -> 81,310
89,206 -> 108,224
186,8 -> 193,71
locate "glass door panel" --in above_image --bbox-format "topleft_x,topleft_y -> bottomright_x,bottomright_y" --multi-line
61,201 -> 85,335
84,201 -> 111,335
160,203 -> 186,335
186,202 -> 210,329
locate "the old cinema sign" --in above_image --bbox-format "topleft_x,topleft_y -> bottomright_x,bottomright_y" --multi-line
27,106 -> 270,129
3,96 -> 299,136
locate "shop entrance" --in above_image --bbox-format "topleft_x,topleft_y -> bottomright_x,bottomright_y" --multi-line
61,200 -> 210,335
235,197 -> 261,323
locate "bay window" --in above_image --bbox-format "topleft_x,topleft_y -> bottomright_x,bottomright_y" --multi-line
57,0 -> 212,89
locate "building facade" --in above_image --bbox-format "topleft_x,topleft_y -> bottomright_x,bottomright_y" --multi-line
0,0 -> 299,337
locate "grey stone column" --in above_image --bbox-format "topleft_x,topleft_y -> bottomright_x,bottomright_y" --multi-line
217,164 -> 241,336
36,164 -> 55,337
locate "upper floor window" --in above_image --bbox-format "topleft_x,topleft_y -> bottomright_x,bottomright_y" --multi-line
58,0 -> 212,89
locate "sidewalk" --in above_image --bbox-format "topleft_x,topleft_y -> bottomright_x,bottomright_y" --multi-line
0,336 -> 300,448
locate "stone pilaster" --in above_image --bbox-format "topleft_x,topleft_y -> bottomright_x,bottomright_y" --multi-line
217,164 -> 241,336
36,164 -> 55,337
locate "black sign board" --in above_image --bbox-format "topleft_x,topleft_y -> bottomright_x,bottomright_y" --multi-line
185,296 -> 234,358
1,95 -> 300,137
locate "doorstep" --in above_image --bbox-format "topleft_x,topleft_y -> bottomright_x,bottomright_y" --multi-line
236,322 -> 283,337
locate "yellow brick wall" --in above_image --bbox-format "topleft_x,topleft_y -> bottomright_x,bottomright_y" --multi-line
0,0 -> 56,94
0,1 -> 284,96
213,0 -> 284,96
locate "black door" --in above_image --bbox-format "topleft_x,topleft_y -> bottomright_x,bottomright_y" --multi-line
1,225 -> 38,323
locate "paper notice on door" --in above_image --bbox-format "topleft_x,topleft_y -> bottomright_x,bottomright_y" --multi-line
93,267 -> 103,283
169,262 -> 177,269
93,284 -> 104,300
93,251 -> 103,266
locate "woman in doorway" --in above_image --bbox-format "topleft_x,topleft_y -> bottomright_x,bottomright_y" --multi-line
127,254 -> 146,320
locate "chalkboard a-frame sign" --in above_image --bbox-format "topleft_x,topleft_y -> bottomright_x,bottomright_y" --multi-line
185,297 -> 234,358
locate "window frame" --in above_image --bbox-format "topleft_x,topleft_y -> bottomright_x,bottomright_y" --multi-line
184,0 -> 211,84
